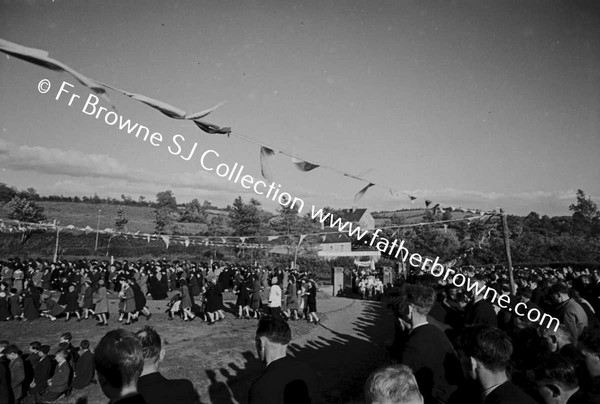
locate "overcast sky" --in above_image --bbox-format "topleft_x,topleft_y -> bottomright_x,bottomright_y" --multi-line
1,0 -> 599,217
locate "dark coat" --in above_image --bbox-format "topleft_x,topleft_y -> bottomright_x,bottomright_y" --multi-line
32,355 -> 52,394
395,323 -> 462,404
248,356 -> 317,404
0,295 -> 10,320
131,282 -> 147,312
72,350 -> 94,390
138,372 -> 199,404
483,380 -> 537,404
23,292 -> 40,320
65,290 -> 80,312
0,357 -> 12,404
465,298 -> 498,328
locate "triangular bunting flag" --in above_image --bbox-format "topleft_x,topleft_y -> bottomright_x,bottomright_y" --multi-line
193,120 -> 232,135
260,146 -> 276,181
161,235 -> 170,249
291,157 -> 319,172
425,200 -> 432,208
352,183 -> 375,211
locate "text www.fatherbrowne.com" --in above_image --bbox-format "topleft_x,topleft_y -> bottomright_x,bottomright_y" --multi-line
309,206 -> 561,332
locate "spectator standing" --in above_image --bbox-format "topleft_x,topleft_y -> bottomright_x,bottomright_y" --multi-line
5,345 -> 25,404
391,284 -> 462,404
30,344 -> 52,398
456,325 -> 537,404
35,349 -> 72,403
72,340 -> 95,390
94,329 -> 146,403
249,315 -> 317,404
365,364 -> 424,404
135,326 -> 199,404
548,283 -> 589,342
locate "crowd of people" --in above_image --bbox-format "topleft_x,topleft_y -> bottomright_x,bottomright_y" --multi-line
0,257 -> 321,327
2,255 -> 600,404
0,316 -> 315,404
375,264 -> 600,404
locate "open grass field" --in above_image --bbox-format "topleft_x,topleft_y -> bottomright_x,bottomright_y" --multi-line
1,288 -> 393,404
0,201 -> 231,235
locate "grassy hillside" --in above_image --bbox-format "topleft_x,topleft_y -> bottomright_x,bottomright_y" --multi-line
0,201 -> 229,235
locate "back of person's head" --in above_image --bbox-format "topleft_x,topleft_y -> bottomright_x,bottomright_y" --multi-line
534,352 -> 579,403
541,324 -> 574,352
135,326 -> 162,362
80,340 -> 90,350
55,348 -> 70,363
60,332 -> 72,342
256,315 -> 292,345
3,344 -> 20,357
457,325 -> 513,373
30,341 -> 42,351
364,364 -> 423,404
578,330 -> 600,378
94,329 -> 144,399
403,284 -> 434,316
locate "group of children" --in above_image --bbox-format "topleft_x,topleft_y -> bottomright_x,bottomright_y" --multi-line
0,332 -> 95,403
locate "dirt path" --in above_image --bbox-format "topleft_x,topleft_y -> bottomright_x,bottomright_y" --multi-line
196,290 -> 395,404
2,289 -> 395,404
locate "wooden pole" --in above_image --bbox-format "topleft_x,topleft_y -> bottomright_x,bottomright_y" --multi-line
500,209 -> 515,293
53,222 -> 60,263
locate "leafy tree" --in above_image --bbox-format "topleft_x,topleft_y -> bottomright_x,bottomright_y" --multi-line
569,189 -> 600,236
154,209 -> 178,233
0,183 -> 17,203
156,190 -> 178,210
154,190 -> 179,233
179,198 -> 208,223
207,215 -> 229,236
229,196 -> 262,236
8,196 -> 46,223
114,208 -> 129,232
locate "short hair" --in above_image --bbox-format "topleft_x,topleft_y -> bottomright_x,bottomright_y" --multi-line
94,329 -> 144,389
364,364 -> 422,404
457,325 -> 513,371
579,330 -> 600,355
3,344 -> 20,356
80,340 -> 90,350
404,284 -> 435,315
135,326 -> 162,360
30,341 -> 42,351
541,324 -> 574,347
256,315 -> 291,345
56,348 -> 70,362
61,332 -> 72,342
534,352 -> 579,390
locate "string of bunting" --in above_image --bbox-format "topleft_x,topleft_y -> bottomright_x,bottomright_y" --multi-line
0,38 -> 498,220
0,211 -> 493,251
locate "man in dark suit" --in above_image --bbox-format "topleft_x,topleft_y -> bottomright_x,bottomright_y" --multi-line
457,325 -> 537,404
391,284 -> 462,404
35,348 -> 72,403
464,278 -> 498,328
30,344 -> 52,397
249,315 -> 318,404
72,339 -> 95,390
135,326 -> 199,404
0,344 -> 12,404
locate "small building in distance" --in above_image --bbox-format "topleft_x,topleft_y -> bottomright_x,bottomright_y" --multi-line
317,208 -> 379,262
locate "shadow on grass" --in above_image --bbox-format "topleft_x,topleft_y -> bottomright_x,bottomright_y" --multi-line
206,299 -> 392,404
